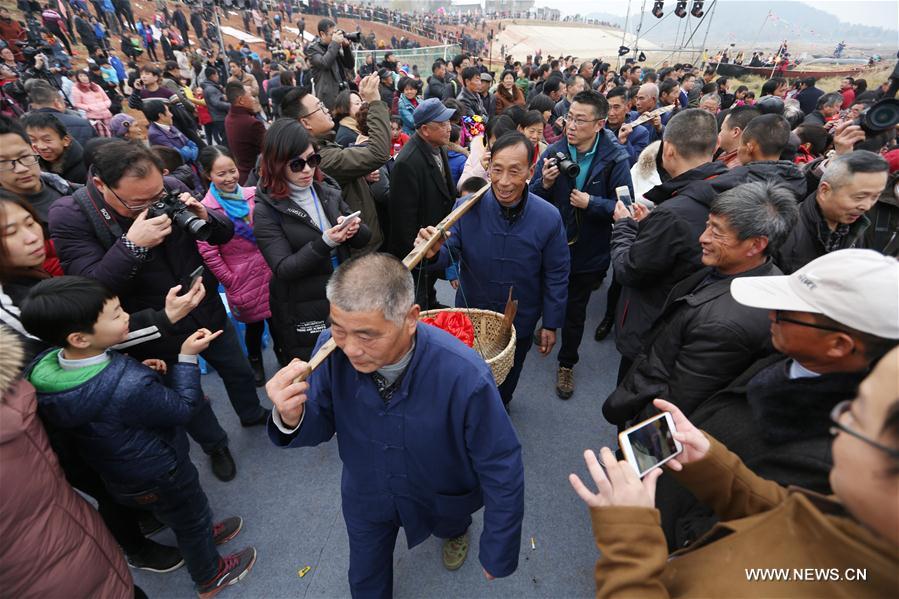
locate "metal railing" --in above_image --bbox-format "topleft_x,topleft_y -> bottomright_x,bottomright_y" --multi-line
354,44 -> 461,73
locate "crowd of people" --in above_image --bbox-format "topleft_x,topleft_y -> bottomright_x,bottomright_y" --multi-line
1,0 -> 899,597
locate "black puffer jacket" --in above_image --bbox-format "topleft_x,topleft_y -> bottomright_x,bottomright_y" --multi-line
709,160 -> 808,201
253,177 -> 371,363
610,160 -> 730,360
604,259 -> 780,426
655,353 -> 867,552
774,191 -> 870,274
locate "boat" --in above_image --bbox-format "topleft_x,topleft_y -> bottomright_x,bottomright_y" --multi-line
708,60 -> 869,80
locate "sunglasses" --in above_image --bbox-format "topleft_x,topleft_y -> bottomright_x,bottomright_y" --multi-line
288,153 -> 322,173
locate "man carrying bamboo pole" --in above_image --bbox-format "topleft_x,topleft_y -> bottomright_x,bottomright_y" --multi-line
265,253 -> 525,598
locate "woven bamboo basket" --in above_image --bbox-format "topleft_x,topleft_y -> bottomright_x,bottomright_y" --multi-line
419,308 -> 517,386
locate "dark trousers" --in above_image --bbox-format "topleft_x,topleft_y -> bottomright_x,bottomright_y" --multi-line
199,318 -> 265,424
558,270 -> 606,368
244,319 -> 271,358
616,355 -> 633,385
208,120 -> 227,145
603,275 -> 621,320
498,334 -> 532,405
113,457 -> 219,585
412,265 -> 439,310
345,509 -> 470,599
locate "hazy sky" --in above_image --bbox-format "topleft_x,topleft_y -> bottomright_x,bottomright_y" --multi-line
538,0 -> 898,29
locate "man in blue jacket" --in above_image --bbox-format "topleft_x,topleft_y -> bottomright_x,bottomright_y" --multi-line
530,90 -> 633,400
266,253 -> 525,598
423,132 -> 570,406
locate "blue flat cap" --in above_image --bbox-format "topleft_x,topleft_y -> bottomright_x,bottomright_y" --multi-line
413,97 -> 456,128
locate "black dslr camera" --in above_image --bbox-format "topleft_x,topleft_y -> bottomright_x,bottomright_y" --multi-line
853,98 -> 899,136
147,193 -> 211,241
337,29 -> 361,43
548,151 -> 580,177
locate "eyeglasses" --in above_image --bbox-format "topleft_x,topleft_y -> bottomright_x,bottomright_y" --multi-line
772,310 -> 848,334
830,400 -> 899,458
107,185 -> 167,212
0,154 -> 40,171
288,153 -> 322,173
304,100 -> 327,118
566,116 -> 602,128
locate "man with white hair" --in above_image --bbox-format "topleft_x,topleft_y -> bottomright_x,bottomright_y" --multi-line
265,253 -> 525,598
699,92 -> 721,114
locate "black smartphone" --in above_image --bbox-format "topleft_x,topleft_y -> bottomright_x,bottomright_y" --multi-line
180,265 -> 204,295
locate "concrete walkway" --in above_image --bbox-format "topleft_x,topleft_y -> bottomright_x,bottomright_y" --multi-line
133,279 -> 621,598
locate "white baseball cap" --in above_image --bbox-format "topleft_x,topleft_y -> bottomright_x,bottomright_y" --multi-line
731,249 -> 899,339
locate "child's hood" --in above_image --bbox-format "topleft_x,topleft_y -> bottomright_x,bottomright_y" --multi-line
26,350 -> 123,428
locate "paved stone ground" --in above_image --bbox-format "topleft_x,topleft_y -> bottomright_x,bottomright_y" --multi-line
134,278 -> 621,599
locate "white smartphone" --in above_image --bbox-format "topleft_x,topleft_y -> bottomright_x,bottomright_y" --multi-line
615,185 -> 634,213
618,411 -> 683,478
334,210 -> 362,231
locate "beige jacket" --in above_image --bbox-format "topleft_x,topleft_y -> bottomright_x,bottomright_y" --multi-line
590,435 -> 899,598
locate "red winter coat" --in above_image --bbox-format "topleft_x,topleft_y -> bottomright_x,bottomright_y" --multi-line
0,330 -> 133,599
198,186 -> 272,323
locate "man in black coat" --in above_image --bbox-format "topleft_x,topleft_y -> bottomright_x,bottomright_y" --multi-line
775,150 -> 888,274
171,6 -> 190,46
604,181 -> 798,427
656,249 -> 899,552
424,59 -> 448,100
388,98 -> 456,308
609,109 -> 732,383
306,18 -> 355,110
25,80 -> 97,148
48,141 -> 268,482
802,91 -> 842,126
795,77 -> 824,115
710,114 -> 808,200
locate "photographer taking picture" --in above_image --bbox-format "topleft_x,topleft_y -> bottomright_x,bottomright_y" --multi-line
48,140 -> 269,482
530,89 -> 633,400
306,18 -> 355,110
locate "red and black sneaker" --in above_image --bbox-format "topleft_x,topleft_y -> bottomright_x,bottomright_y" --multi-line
196,547 -> 257,599
212,516 -> 243,546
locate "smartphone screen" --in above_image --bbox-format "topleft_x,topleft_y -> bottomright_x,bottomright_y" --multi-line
615,186 -> 633,210
621,413 -> 681,477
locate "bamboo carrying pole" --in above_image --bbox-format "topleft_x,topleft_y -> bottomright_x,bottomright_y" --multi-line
291,183 -> 492,384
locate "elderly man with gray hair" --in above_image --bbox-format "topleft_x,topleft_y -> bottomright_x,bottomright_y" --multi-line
604,180 -> 799,428
265,253 -> 525,598
775,149 -> 889,274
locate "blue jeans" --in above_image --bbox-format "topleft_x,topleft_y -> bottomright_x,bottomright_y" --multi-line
110,454 -> 220,585
200,318 -> 265,424
498,335 -> 532,405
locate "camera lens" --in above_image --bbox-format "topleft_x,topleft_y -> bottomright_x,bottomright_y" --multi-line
864,98 -> 899,132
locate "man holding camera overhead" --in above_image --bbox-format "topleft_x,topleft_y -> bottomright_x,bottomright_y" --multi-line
307,18 -> 356,110
49,140 -> 269,483
530,89 -> 633,401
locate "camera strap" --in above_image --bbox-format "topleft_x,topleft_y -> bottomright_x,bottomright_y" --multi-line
73,183 -> 125,251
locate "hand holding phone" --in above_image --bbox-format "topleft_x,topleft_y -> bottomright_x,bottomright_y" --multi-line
179,266 -> 204,296
615,186 -> 634,215
334,210 -> 361,232
618,411 -> 683,478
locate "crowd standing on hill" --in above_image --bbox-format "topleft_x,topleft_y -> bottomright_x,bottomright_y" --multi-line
1,0 -> 899,597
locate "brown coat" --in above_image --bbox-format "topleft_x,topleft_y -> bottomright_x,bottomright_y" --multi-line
494,85 -> 526,115
590,435 -> 899,598
0,329 -> 133,599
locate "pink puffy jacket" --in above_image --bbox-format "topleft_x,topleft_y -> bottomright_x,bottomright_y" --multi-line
0,329 -> 133,598
70,83 -> 112,121
198,186 -> 272,323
